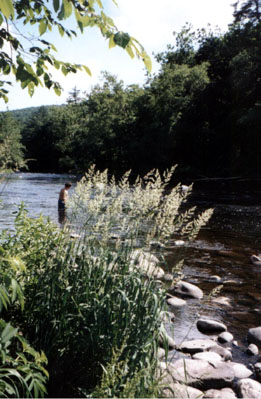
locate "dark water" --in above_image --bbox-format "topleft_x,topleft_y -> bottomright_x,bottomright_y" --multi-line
1,173 -> 261,364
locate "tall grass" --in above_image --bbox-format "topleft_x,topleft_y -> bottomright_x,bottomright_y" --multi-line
0,167 -> 213,397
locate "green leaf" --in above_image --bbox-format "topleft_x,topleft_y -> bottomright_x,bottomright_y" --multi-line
109,35 -> 116,49
126,45 -> 134,59
113,32 -> 130,49
62,0 -> 72,18
143,54 -> 152,73
54,86 -> 61,96
0,0 -> 14,19
1,323 -> 18,345
82,65 -> 92,76
58,24 -> 65,37
53,0 -> 60,12
96,0 -> 103,8
39,20 -> 47,35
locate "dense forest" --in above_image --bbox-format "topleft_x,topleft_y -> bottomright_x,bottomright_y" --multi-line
1,0 -> 261,178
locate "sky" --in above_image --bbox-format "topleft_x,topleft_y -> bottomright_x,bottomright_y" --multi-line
0,0 -> 235,111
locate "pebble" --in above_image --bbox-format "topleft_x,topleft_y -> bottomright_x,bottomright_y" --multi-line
218,331 -> 234,344
248,326 -> 261,346
197,318 -> 227,334
246,343 -> 259,356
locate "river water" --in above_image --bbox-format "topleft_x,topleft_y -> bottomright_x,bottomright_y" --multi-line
0,173 -> 260,364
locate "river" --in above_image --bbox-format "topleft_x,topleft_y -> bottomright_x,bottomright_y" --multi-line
0,173 -> 260,365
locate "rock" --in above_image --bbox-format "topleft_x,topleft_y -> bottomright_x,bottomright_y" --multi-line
246,343 -> 259,356
248,326 -> 261,346
209,275 -> 222,283
218,332 -> 234,344
211,296 -> 232,307
197,318 -> 227,334
235,378 -> 261,398
250,255 -> 261,265
157,347 -> 166,359
162,381 -> 203,398
192,351 -> 222,366
179,339 -> 217,355
204,387 -> 237,398
130,250 -> 165,279
163,358 -> 235,390
167,296 -> 187,308
174,240 -> 185,246
170,280 -> 203,299
229,362 -> 252,379
254,362 -> 261,382
208,345 -> 232,361
149,241 -> 165,249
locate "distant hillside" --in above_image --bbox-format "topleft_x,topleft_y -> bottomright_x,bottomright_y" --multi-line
3,105 -> 61,127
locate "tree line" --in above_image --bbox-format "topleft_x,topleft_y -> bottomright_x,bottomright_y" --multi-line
1,0 -> 261,178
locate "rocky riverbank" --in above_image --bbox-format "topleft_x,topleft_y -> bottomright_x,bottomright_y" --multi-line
157,274 -> 261,398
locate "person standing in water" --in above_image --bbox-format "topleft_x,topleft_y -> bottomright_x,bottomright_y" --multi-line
58,182 -> 72,224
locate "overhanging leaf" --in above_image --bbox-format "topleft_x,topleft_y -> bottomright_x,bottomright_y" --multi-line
113,32 -> 130,49
0,0 -> 14,19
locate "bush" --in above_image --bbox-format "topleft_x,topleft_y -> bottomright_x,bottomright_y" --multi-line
0,167 -> 213,397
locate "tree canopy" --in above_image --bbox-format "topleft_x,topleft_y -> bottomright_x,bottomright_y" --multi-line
0,0 -> 151,102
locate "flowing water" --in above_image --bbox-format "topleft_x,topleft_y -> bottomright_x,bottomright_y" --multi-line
0,173 -> 261,364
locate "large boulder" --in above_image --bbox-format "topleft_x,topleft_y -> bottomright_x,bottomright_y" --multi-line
203,387 -> 237,398
161,381 -> 203,398
169,281 -> 203,299
197,318 -> 227,334
208,345 -> 232,361
235,378 -> 261,398
179,339 -> 217,355
192,351 -> 222,365
162,358 -> 235,390
248,326 -> 261,346
166,295 -> 187,308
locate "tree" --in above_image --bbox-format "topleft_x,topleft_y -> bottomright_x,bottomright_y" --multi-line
233,0 -> 261,24
0,112 -> 25,170
0,0 -> 151,102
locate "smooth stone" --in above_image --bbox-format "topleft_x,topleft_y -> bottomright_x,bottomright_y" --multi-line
167,296 -> 187,308
208,345 -> 232,361
209,275 -> 222,283
218,332 -> 234,344
179,339 -> 217,355
197,318 -> 227,334
235,378 -> 261,398
164,358 -> 235,390
246,343 -> 259,356
254,362 -> 261,382
162,381 -> 203,398
248,326 -> 261,346
250,255 -> 261,265
170,280 -> 203,299
211,296 -> 232,307
204,387 -> 237,398
174,240 -> 185,246
157,347 -> 166,359
192,351 -> 222,366
229,362 -> 252,379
